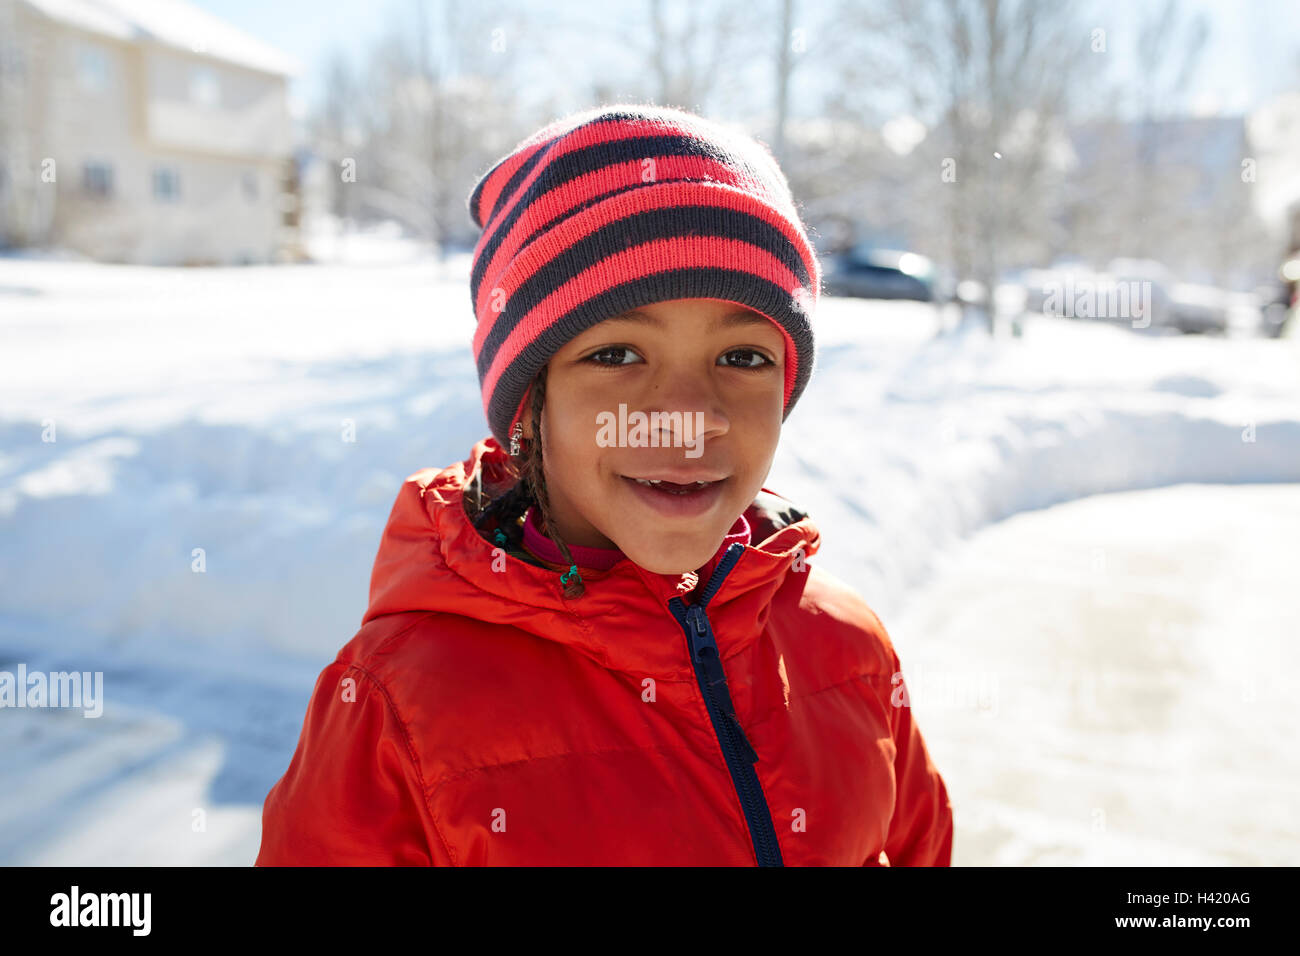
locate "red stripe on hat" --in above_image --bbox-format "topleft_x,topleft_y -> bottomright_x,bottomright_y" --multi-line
479,234 -> 805,410
472,115 -> 742,259
473,180 -> 816,356
472,153 -> 780,320
471,141 -> 549,228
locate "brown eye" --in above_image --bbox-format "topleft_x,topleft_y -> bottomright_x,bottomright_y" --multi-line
585,346 -> 642,366
719,348 -> 774,369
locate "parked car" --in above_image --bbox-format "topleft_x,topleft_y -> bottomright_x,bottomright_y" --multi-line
1166,283 -> 1231,334
1021,262 -> 1170,328
823,245 -> 939,302
1021,258 -> 1229,333
1225,291 -> 1266,337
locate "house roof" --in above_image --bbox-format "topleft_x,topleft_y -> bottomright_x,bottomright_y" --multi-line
23,0 -> 302,76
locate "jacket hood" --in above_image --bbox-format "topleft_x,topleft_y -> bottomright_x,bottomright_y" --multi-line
362,436 -> 822,677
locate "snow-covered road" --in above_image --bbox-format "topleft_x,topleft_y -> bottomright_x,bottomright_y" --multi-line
893,482 -> 1300,866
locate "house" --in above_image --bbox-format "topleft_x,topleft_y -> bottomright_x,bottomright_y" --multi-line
0,0 -> 301,264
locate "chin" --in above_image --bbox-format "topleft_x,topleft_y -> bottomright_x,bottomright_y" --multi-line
624,544 -> 714,577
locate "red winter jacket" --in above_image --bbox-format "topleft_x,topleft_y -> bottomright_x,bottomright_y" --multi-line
255,436 -> 953,866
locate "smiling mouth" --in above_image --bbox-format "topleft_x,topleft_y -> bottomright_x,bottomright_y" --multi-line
620,476 -> 726,495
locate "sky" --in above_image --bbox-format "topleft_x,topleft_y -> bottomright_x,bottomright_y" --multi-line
188,0 -> 1299,122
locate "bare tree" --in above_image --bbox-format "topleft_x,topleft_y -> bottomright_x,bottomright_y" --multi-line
1060,2 -> 1275,288
825,0 -> 1097,333
532,0 -> 767,117
307,0 -> 540,253
1128,0 -> 1209,259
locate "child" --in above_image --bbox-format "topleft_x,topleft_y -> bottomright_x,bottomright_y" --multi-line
255,104 -> 953,866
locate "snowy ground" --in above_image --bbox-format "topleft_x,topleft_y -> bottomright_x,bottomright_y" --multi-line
894,482 -> 1300,866
1,251 -> 1297,865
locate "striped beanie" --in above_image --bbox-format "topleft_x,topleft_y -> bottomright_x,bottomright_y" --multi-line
466,103 -> 821,451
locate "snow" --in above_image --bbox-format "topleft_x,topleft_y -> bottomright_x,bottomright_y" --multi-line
22,0 -> 135,42
1,253 -> 1298,864
893,483 -> 1300,865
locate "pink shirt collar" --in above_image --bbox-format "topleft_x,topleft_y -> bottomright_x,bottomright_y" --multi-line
522,507 -> 752,581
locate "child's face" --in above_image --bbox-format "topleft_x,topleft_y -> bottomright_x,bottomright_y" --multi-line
523,298 -> 786,576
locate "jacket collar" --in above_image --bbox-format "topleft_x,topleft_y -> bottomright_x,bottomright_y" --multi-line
364,436 -> 822,679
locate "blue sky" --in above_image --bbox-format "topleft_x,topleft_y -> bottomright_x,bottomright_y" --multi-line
191,0 -> 1298,121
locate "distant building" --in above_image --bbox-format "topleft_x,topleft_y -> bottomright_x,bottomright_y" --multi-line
0,0 -> 300,264
1062,114 -> 1276,288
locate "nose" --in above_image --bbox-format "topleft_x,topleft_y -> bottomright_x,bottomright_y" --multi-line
641,368 -> 729,443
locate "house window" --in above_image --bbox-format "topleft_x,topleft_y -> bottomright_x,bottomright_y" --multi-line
152,166 -> 181,202
77,44 -> 109,93
241,170 -> 259,201
189,66 -> 219,107
82,162 -> 113,197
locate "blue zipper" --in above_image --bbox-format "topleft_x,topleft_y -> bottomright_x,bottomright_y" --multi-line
668,541 -> 784,866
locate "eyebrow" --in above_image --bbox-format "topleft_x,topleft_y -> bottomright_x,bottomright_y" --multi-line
602,309 -> 771,332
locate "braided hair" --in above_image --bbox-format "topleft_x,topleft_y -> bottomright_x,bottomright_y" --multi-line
481,364 -> 585,599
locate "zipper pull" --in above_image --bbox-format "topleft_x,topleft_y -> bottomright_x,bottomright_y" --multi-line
685,604 -> 716,661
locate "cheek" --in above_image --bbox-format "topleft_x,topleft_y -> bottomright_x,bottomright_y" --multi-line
733,385 -> 783,430
542,392 -> 604,473
729,394 -> 782,475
